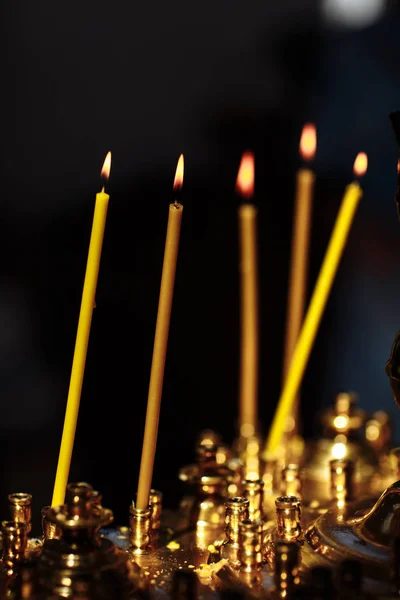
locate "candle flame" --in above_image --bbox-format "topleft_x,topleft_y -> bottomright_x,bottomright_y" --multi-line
397,158 -> 400,174
353,152 -> 368,177
100,151 -> 112,181
300,123 -> 316,162
173,154 -> 184,191
236,151 -> 255,199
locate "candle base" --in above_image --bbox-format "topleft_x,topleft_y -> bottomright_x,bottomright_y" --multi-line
129,506 -> 152,555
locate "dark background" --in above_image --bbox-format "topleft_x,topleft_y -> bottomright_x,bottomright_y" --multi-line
1,0 -> 400,532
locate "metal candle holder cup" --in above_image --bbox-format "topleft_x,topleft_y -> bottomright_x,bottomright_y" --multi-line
129,504 -> 152,554
8,493 -> 32,535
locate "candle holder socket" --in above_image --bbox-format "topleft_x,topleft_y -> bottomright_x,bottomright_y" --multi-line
129,505 -> 152,555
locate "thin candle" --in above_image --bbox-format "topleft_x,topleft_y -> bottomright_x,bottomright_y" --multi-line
266,152 -> 368,456
52,152 -> 112,506
136,155 -> 184,510
237,152 -> 259,438
282,124 -> 316,434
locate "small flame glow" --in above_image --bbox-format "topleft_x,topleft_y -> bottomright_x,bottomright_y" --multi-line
100,151 -> 112,181
173,154 -> 184,191
397,159 -> 400,174
353,152 -> 368,177
236,151 -> 255,199
300,123 -> 317,161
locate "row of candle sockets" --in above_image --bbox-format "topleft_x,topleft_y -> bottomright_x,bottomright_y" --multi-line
0,456 -> 365,599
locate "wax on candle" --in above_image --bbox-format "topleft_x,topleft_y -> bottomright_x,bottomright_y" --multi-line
236,152 -> 259,438
266,152 -> 368,456
282,124 -> 316,433
136,155 -> 184,511
51,152 -> 112,507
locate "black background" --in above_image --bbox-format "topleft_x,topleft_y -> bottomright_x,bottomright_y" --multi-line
1,0 -> 400,532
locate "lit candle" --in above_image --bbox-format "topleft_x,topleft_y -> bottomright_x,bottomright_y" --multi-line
266,152 -> 368,456
282,124 -> 316,434
136,155 -> 184,510
52,152 -> 112,507
236,152 -> 258,438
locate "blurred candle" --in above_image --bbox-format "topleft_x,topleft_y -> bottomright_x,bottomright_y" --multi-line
236,152 -> 259,438
136,155 -> 184,510
52,152 -> 112,507
282,124 -> 316,435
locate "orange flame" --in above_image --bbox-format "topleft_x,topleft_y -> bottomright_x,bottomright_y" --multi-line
100,151 -> 112,180
173,154 -> 184,191
353,152 -> 368,178
300,123 -> 316,162
397,158 -> 400,174
236,151 -> 255,199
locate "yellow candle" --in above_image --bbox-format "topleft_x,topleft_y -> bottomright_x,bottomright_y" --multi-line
266,152 -> 367,456
52,152 -> 112,507
136,155 -> 184,510
236,152 -> 259,438
282,124 -> 316,433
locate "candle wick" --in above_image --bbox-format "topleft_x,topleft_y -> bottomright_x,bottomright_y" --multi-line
173,199 -> 179,209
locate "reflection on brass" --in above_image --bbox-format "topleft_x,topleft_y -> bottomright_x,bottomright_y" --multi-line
365,411 -> 391,453
242,478 -> 264,522
239,519 -> 262,572
220,496 -> 249,568
8,493 -> 32,535
275,496 -> 302,543
149,489 -> 163,530
302,392 -> 378,505
261,457 -> 278,498
281,464 -> 301,498
129,505 -> 152,555
36,482 -> 138,599
239,435 -> 262,481
306,481 -> 400,589
41,506 -> 62,541
66,481 -> 93,518
330,458 -> 354,504
2,521 -> 28,577
179,437 -> 232,529
274,541 -> 299,599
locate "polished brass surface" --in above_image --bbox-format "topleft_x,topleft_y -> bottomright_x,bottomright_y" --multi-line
239,520 -> 262,572
275,496 -> 302,543
8,494 -> 32,535
322,392 -> 366,436
1,521 -> 28,577
179,441 -> 230,530
281,464 -> 301,498
365,411 -> 392,453
242,479 -> 264,522
35,482 -> 139,599
304,481 -> 400,591
238,435 -> 262,482
41,506 -> 62,541
150,489 -> 163,530
129,505 -> 152,555
329,458 -> 354,503
220,496 -> 250,569
3,393 -> 400,598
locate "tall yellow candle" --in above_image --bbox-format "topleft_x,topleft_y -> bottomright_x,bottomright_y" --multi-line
136,155 -> 184,510
282,124 -> 316,434
266,152 -> 368,456
52,152 -> 112,507
236,152 -> 259,438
